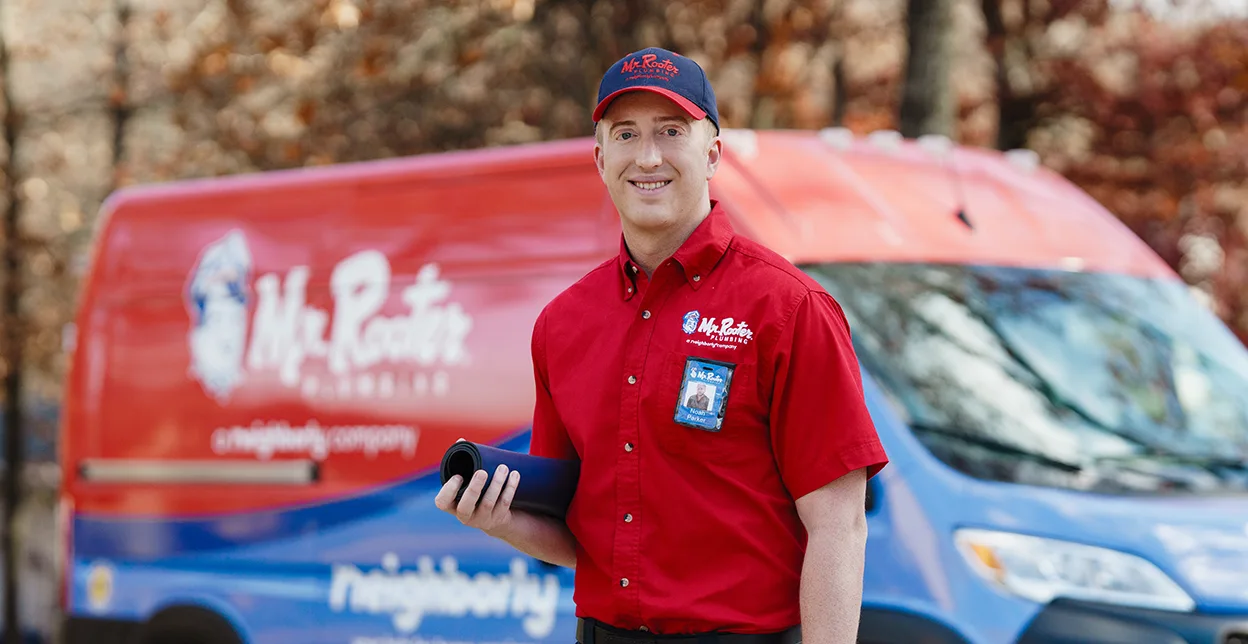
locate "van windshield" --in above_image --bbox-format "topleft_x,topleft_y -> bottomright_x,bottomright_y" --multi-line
804,263 -> 1248,495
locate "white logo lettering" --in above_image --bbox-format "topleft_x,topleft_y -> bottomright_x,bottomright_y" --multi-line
689,368 -> 725,384
210,420 -> 419,461
328,554 -> 560,638
693,314 -> 754,345
248,254 -> 473,387
185,229 -> 475,402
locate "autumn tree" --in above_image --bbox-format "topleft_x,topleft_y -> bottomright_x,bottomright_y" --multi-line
1043,16 -> 1248,342
899,0 -> 955,137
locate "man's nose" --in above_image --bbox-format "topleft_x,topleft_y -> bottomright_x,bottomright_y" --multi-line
634,134 -> 662,169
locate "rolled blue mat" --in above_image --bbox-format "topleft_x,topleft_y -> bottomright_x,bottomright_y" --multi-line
439,441 -> 580,520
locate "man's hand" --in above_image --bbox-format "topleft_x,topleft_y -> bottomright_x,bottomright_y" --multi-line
435,462 -> 522,540
432,438 -> 578,569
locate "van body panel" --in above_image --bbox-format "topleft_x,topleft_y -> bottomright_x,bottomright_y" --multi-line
66,149 -> 611,519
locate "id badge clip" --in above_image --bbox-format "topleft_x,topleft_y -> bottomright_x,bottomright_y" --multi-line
674,356 -> 735,432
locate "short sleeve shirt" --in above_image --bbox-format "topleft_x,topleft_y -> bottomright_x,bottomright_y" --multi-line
529,201 -> 888,635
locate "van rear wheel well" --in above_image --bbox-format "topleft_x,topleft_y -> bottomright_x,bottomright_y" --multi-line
136,605 -> 244,644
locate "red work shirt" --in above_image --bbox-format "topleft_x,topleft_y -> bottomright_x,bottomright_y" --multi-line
529,201 -> 888,635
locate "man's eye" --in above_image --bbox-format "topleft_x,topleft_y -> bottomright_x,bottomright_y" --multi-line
619,132 -> 634,140
665,128 -> 680,136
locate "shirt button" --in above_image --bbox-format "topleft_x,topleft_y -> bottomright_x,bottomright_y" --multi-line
693,275 -> 701,282
620,578 -> 629,587
640,627 -> 649,632
624,513 -> 633,523
627,287 -> 633,294
625,442 -> 634,452
627,375 -> 636,384
631,265 -> 638,273
642,310 -> 651,319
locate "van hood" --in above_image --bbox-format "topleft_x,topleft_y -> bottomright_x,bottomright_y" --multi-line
962,484 -> 1248,613
1130,497 -> 1248,613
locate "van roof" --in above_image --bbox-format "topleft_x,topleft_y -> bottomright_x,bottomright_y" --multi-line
97,128 -> 1174,279
712,128 -> 1174,278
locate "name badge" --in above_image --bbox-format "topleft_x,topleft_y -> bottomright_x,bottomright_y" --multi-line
674,356 -> 736,432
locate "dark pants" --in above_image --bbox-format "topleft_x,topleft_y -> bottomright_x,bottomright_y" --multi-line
576,618 -> 802,644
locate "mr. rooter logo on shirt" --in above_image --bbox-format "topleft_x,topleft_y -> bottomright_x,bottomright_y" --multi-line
184,229 -> 474,404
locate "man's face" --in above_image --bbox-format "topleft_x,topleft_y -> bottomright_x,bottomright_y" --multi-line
697,383 -> 706,395
594,91 -> 722,233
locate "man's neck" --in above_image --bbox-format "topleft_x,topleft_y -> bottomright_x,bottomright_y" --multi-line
623,204 -> 712,277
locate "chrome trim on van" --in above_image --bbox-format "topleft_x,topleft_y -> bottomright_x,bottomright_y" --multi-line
78,459 -> 318,485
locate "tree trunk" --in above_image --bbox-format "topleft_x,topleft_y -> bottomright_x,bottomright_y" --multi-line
0,0 -> 22,640
832,56 -> 848,127
112,0 -> 131,186
899,0 -> 955,138
749,0 -> 772,129
981,0 -> 1039,150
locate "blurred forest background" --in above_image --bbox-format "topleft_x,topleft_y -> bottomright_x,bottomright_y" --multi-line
1,0 -> 1247,462
0,0 -> 1246,638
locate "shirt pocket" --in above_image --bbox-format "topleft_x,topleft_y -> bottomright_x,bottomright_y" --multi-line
653,348 -> 765,462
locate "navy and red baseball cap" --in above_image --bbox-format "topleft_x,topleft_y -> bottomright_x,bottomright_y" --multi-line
593,47 -> 720,133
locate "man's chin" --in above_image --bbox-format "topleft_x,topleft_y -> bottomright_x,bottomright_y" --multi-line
619,204 -> 679,229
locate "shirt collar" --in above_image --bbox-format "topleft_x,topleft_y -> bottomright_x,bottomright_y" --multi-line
618,238 -> 641,299
617,200 -> 735,300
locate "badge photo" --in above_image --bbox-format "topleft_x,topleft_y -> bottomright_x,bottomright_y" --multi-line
674,356 -> 735,432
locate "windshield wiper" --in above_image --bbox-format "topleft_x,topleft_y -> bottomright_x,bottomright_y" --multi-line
1090,451 -> 1248,471
908,422 -> 1083,473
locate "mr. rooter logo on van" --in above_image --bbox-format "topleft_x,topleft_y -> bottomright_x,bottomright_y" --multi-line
184,230 -> 474,404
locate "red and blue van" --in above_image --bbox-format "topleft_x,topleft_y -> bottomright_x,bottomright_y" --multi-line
59,128 -> 1248,644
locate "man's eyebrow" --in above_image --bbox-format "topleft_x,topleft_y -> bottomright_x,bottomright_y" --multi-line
654,115 -> 692,126
608,115 -> 692,132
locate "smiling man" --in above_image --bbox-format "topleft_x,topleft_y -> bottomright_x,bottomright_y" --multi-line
435,47 -> 889,644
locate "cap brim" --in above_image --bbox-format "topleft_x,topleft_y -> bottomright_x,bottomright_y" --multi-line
592,86 -> 707,123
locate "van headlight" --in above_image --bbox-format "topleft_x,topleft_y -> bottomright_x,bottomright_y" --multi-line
953,528 -> 1195,612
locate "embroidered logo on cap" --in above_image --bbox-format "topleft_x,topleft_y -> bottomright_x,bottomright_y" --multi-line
620,53 -> 681,82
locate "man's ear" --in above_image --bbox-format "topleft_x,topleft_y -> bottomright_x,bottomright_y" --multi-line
593,127 -> 607,180
705,125 -> 723,180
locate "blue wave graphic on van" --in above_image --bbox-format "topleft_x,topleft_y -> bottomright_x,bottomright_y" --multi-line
73,431 -> 534,560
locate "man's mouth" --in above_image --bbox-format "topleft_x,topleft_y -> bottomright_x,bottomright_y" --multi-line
630,180 -> 671,191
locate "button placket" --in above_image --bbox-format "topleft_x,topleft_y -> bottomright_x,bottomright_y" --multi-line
613,262 -> 676,623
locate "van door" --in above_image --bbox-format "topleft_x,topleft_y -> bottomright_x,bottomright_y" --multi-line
308,161 -> 611,644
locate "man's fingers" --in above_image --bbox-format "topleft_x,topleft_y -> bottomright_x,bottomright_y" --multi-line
497,470 -> 521,512
455,470 -> 488,520
479,464 -> 509,512
434,475 -> 462,512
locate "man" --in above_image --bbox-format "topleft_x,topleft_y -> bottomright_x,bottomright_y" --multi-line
435,47 -> 888,644
684,382 -> 711,411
